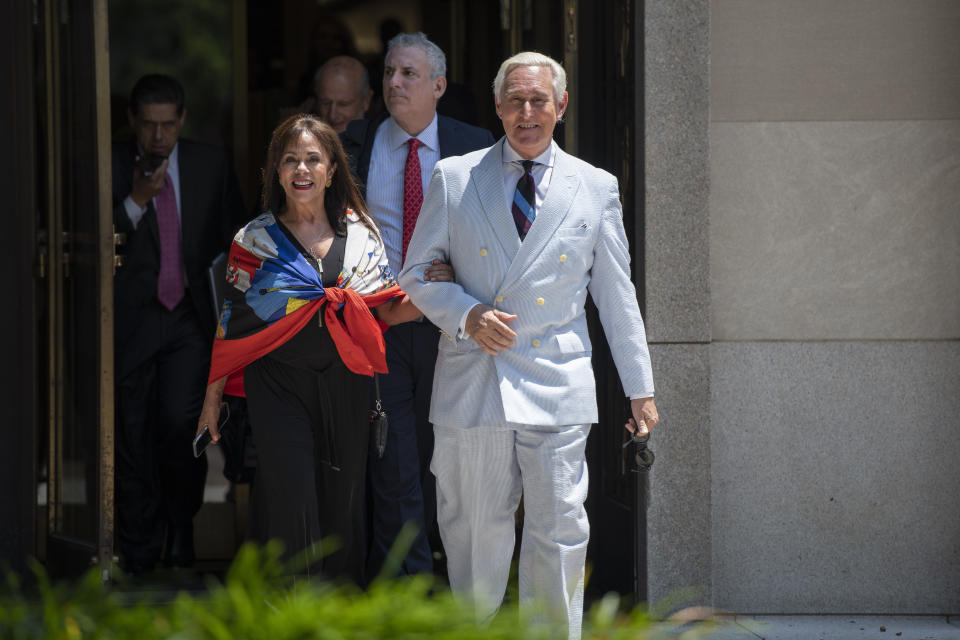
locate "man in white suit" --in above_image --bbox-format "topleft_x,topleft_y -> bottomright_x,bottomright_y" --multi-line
398,52 -> 659,638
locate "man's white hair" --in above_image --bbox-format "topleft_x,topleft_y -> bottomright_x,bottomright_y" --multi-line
492,51 -> 566,103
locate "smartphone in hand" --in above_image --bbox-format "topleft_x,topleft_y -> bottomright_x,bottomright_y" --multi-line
193,425 -> 213,458
193,401 -> 230,458
138,152 -> 166,177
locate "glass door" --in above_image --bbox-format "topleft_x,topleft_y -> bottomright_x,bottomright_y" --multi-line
36,0 -> 116,579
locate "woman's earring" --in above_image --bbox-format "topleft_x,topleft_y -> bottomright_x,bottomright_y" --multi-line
325,177 -> 333,188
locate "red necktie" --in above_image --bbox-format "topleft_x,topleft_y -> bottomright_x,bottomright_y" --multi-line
401,138 -> 423,264
156,173 -> 184,310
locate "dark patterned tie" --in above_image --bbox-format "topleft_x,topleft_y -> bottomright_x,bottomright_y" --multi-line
401,138 -> 423,264
155,173 -> 184,310
511,160 -> 536,240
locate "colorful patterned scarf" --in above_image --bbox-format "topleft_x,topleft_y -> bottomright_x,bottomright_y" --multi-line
208,210 -> 402,396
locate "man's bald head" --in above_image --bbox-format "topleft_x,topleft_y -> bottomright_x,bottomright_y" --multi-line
313,55 -> 373,132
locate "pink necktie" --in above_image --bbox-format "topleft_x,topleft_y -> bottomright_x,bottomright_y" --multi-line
155,173 -> 184,310
401,138 -> 423,264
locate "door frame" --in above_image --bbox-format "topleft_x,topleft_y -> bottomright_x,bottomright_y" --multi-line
36,0 -> 116,579
0,0 -> 41,578
93,0 -> 116,580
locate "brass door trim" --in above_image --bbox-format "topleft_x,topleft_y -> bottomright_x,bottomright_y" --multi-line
500,0 -> 529,56
562,0 -> 577,157
40,0 -> 64,537
92,0 -> 115,577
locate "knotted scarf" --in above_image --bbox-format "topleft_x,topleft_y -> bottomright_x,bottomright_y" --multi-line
208,210 -> 402,396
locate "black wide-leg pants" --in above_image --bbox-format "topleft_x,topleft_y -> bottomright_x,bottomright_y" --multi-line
244,355 -> 370,584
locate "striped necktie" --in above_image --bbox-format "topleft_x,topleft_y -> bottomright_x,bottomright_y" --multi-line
511,160 -> 536,240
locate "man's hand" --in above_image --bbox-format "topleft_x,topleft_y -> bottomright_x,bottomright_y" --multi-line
625,397 -> 659,436
466,303 -> 517,355
130,157 -> 169,208
423,259 -> 454,282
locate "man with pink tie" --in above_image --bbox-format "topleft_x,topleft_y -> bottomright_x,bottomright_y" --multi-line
112,74 -> 245,574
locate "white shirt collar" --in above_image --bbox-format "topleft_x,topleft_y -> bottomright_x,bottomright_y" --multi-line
385,113 -> 440,151
502,138 -> 555,168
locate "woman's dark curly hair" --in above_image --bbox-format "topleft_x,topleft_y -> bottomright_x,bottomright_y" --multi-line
262,113 -> 378,237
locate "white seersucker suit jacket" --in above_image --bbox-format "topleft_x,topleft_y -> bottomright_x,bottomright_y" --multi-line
398,139 -> 654,429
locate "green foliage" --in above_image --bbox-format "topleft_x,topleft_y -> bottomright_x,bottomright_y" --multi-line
0,543 -> 661,639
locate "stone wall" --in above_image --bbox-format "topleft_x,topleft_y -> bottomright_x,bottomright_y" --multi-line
708,0 -> 960,613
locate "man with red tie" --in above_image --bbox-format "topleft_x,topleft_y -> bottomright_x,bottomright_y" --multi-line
341,32 -> 493,578
112,74 -> 245,574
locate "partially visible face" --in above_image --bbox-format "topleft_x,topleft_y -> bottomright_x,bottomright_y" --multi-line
383,45 -> 445,130
496,65 -> 567,160
315,69 -> 372,133
129,102 -> 185,158
276,130 -> 336,208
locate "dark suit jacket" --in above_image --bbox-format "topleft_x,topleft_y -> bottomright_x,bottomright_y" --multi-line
340,113 -> 496,192
112,139 -> 245,376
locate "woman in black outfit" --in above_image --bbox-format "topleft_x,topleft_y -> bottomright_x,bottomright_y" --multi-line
196,114 -> 449,584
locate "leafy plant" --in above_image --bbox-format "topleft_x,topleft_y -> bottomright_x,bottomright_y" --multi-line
0,542 -> 665,639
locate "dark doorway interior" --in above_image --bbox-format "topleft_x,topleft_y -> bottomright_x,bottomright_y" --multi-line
99,0 -> 644,601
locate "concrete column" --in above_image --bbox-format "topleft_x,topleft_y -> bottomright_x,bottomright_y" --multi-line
709,0 -> 960,613
641,0 -> 713,607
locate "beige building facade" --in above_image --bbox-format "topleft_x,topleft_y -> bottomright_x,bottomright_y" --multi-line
644,0 -> 960,613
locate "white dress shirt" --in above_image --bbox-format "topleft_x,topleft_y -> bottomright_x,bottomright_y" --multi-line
366,114 -> 441,276
122,142 -> 183,230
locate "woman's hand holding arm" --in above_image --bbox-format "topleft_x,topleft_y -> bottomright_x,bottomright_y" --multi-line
197,377 -> 228,443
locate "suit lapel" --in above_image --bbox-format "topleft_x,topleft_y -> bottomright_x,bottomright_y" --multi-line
177,142 -> 197,270
122,142 -> 162,245
437,116 -> 454,158
499,146 -> 580,289
471,140 -> 521,260
144,200 -> 160,248
358,114 -> 388,185
436,115 -> 470,159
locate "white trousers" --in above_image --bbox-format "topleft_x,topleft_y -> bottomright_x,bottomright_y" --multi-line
431,423 -> 591,640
